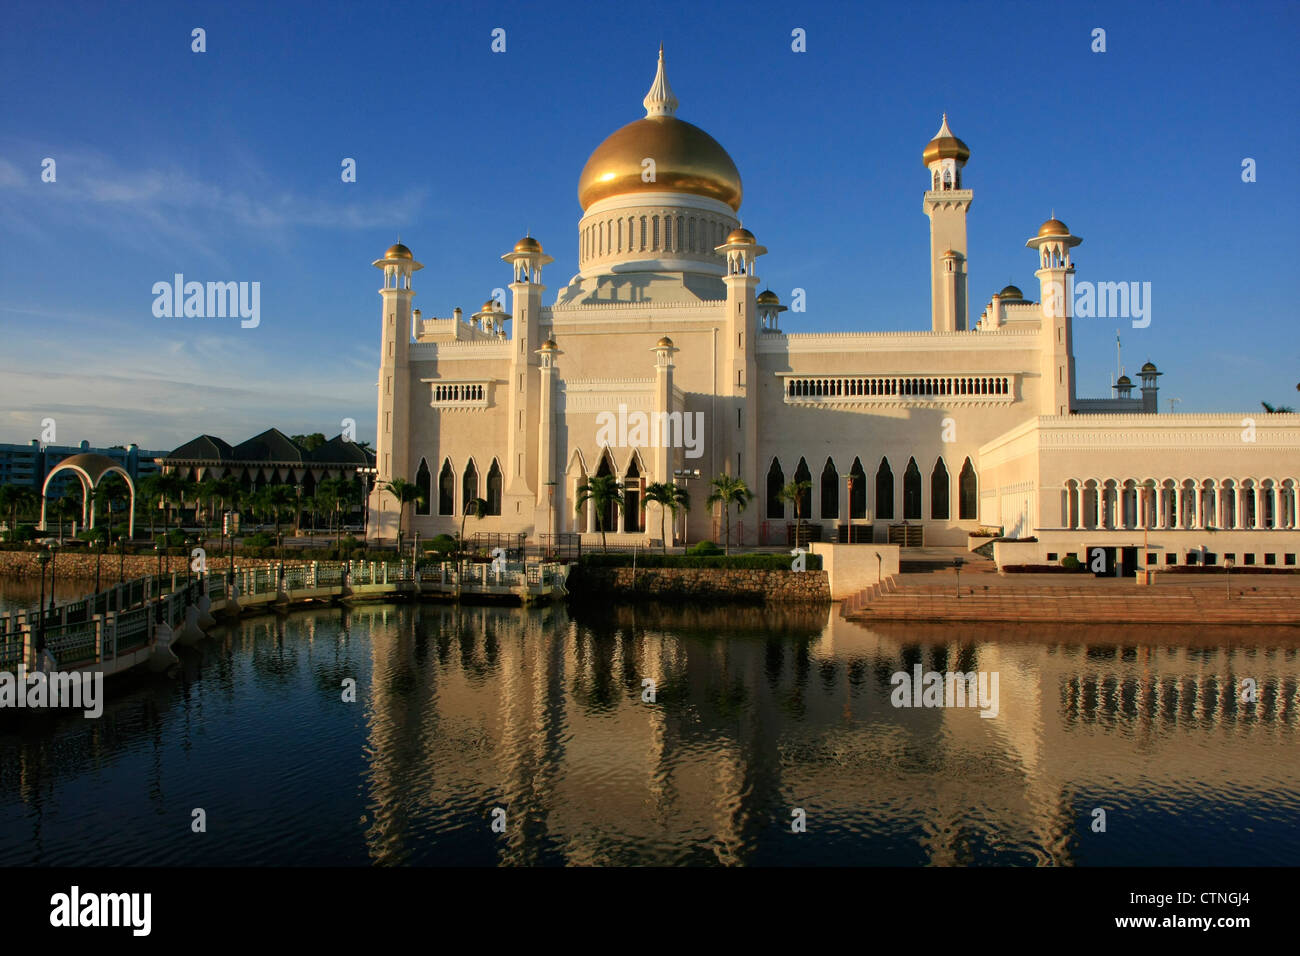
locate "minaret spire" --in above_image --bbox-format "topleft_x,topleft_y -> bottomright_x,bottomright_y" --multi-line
643,45 -> 679,118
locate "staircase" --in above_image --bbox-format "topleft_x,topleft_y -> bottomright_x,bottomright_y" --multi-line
840,580 -> 1300,625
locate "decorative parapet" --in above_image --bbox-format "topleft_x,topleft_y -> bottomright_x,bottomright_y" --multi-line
779,372 -> 1016,406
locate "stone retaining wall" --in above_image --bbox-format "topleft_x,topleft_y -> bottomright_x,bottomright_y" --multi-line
0,550 -> 303,581
567,566 -> 830,604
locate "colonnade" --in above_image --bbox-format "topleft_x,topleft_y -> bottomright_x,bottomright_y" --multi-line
1062,477 -> 1299,531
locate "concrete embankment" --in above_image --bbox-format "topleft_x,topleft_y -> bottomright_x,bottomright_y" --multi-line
566,566 -> 830,604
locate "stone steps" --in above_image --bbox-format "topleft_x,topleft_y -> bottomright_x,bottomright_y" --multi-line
840,582 -> 1300,625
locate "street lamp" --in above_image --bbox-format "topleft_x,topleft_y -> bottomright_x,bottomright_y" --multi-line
48,541 -> 59,612
155,541 -> 163,580
673,467 -> 700,551
37,546 -> 50,655
952,556 -> 963,599
842,473 -> 853,543
1224,557 -> 1234,600
356,465 -> 378,542
544,481 -> 556,557
117,533 -> 127,585
94,534 -> 106,593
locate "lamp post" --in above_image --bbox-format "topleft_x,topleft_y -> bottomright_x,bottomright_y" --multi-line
842,473 -> 854,543
673,467 -> 699,551
357,465 -> 378,542
117,533 -> 126,584
545,481 -> 556,557
952,556 -> 963,599
94,534 -> 105,593
155,541 -> 162,581
48,541 -> 58,612
37,546 -> 50,655
1224,557 -> 1233,600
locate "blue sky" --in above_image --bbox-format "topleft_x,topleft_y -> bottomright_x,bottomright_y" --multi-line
1,0 -> 1297,450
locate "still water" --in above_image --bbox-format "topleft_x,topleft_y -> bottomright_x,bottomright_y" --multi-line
1,581 -> 1296,866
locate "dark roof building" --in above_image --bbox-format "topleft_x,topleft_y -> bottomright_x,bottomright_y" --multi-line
162,428 -> 375,492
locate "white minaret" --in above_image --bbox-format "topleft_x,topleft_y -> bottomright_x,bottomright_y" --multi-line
923,115 -> 972,332
1026,217 -> 1082,416
714,226 -> 766,543
501,236 -> 554,522
371,241 -> 421,544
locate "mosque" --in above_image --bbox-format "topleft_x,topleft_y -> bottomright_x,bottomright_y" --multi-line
367,48 -> 1299,572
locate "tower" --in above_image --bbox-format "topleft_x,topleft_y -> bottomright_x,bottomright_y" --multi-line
371,241 -> 421,543
1026,217 -> 1082,416
923,115 -> 972,332
1139,361 -> 1161,413
534,337 -> 561,536
501,236 -> 554,519
715,227 -> 765,542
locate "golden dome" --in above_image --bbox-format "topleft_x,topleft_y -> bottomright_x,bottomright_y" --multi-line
482,299 -> 497,312
514,236 -> 542,254
1116,375 -> 1133,386
1038,218 -> 1070,237
542,337 -> 558,350
578,116 -> 743,212
1141,361 -> 1158,373
998,284 -> 1023,299
724,227 -> 755,244
656,335 -> 674,348
385,242 -> 413,260
756,289 -> 780,305
922,114 -> 970,167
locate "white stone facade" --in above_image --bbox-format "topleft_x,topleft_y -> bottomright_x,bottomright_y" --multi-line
366,51 -> 1300,564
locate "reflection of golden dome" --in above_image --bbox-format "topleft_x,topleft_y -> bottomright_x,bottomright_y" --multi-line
922,114 -> 970,167
757,289 -> 779,305
1038,218 -> 1070,237
514,236 -> 542,253
657,335 -> 674,348
725,227 -> 755,244
578,116 -> 743,212
385,242 -> 413,259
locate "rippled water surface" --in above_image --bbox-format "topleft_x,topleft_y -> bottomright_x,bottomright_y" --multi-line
1,587 -> 1296,865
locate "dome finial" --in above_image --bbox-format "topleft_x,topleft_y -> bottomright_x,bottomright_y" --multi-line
643,45 -> 678,118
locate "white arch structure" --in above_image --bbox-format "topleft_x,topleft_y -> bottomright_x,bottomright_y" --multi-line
39,453 -> 137,540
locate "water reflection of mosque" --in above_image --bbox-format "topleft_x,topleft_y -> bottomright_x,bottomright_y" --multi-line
355,602 -> 1298,865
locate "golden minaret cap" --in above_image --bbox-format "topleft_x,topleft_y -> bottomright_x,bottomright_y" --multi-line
643,44 -> 679,117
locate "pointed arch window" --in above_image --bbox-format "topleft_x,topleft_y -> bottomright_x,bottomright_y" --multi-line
931,458 -> 950,520
438,459 -> 454,515
850,457 -> 867,519
793,458 -> 812,522
486,459 -> 503,515
903,457 -> 922,520
766,459 -> 785,519
820,458 -> 839,519
414,458 -> 431,515
959,458 -> 978,520
876,458 -> 894,520
462,459 -> 479,513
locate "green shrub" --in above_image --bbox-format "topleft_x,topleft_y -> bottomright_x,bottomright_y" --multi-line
3,524 -> 36,543
426,534 -> 457,555
580,552 -> 820,571
1061,554 -> 1081,571
243,532 -> 274,549
686,540 -> 724,556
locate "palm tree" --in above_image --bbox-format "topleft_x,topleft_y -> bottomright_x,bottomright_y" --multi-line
93,474 -> 127,547
706,474 -> 754,555
458,496 -> 490,576
0,483 -> 35,538
267,485 -> 297,538
137,473 -> 165,536
383,478 -> 425,552
779,479 -> 812,547
212,476 -> 241,544
641,481 -> 689,553
52,495 -> 79,542
1261,401 -> 1296,413
575,475 -> 624,552
152,471 -> 187,541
